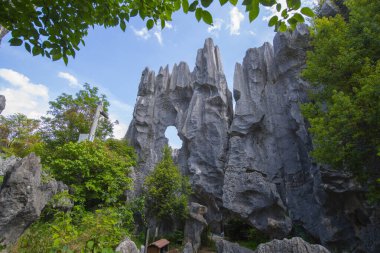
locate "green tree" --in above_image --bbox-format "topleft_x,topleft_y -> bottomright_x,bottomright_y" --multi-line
0,113 -> 41,157
302,0 -> 380,199
43,139 -> 136,208
40,83 -> 113,149
144,146 -> 191,223
0,0 -> 314,63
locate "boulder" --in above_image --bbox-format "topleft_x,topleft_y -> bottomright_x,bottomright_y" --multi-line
253,237 -> 330,253
320,0 -> 340,17
0,156 -> 21,176
184,202 -> 208,252
0,153 -> 67,245
115,238 -> 139,253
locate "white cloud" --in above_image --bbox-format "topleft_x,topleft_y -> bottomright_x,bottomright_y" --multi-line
229,7 -> 244,35
248,30 -> 257,36
109,113 -> 129,139
207,18 -> 224,36
132,27 -> 150,40
165,22 -> 173,29
58,71 -> 80,87
154,31 -> 163,45
0,68 -> 49,118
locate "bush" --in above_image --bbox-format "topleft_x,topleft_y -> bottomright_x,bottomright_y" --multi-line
43,139 -> 136,208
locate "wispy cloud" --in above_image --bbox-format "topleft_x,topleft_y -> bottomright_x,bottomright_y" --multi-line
108,99 -> 134,139
154,31 -> 163,45
229,7 -> 244,35
132,27 -> 150,40
0,68 -> 49,118
58,71 -> 80,88
207,18 -> 224,36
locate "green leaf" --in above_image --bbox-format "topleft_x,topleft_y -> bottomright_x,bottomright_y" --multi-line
293,13 -> 305,23
120,20 -> 126,32
189,1 -> 198,12
182,0 -> 189,13
9,38 -> 23,46
24,42 -> 31,53
259,0 -> 276,7
287,0 -> 301,10
229,0 -> 238,6
201,0 -> 213,8
146,19 -> 154,30
249,6 -> 260,22
279,21 -> 287,32
219,0 -> 228,6
86,240 -> 95,250
268,16 -> 278,27
195,8 -> 203,22
281,9 -> 288,18
202,10 -> 213,25
276,3 -> 281,12
301,7 -> 315,17
32,46 -> 41,56
39,28 -> 48,36
130,9 -> 138,17
64,55 -> 68,65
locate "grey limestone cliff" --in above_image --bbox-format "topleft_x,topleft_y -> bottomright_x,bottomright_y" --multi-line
126,38 -> 233,228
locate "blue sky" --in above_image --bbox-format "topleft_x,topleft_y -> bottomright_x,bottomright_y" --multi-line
0,1 -> 316,147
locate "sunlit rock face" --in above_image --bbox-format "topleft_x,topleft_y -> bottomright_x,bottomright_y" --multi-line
126,38 -> 233,228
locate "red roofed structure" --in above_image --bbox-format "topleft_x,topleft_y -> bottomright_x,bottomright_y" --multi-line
147,239 -> 170,253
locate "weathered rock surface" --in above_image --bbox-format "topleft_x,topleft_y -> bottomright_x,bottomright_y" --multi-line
115,238 -> 139,253
126,33 -> 380,252
216,239 -> 254,253
253,237 -> 330,253
126,38 -> 233,228
320,0 -> 340,17
184,202 -> 208,252
223,24 -> 380,252
0,95 -> 5,114
224,24 -> 311,238
0,153 -> 67,245
0,156 -> 21,176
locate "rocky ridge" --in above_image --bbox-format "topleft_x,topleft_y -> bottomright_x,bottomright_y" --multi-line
126,27 -> 379,252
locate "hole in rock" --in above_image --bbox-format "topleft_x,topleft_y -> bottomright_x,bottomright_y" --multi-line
165,126 -> 182,149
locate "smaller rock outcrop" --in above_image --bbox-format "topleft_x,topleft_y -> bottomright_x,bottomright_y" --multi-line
184,202 -> 208,252
253,237 -> 330,253
115,238 -> 139,253
0,95 -> 5,114
0,153 -> 67,245
0,156 -> 21,176
216,239 -> 254,253
320,0 -> 340,17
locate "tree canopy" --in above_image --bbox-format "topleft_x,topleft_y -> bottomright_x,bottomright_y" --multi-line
302,0 -> 380,200
0,0 -> 314,64
40,83 -> 113,150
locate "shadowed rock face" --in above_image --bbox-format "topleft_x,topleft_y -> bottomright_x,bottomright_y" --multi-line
0,153 -> 68,245
126,38 -> 233,227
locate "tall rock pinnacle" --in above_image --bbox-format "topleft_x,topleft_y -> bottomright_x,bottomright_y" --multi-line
126,38 -> 233,230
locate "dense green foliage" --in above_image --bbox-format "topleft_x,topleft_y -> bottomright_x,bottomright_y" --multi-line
40,83 -> 113,150
144,146 -> 191,223
12,207 -> 133,253
302,0 -> 380,199
0,0 -> 313,63
0,113 -> 41,157
43,139 -> 136,208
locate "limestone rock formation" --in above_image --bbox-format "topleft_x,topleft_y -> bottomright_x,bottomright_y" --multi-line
126,38 -> 233,228
223,24 -> 380,252
253,237 -> 330,253
0,95 -> 5,114
115,237 -> 139,253
215,239 -> 254,253
0,153 -> 67,245
223,24 -> 311,238
0,156 -> 21,176
184,202 -> 208,252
